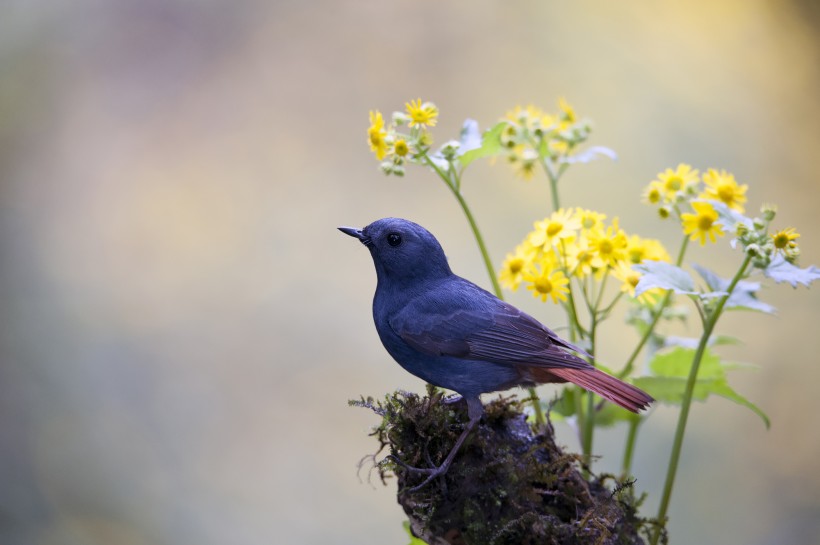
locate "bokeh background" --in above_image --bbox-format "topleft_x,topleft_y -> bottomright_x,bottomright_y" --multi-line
2,1 -> 820,544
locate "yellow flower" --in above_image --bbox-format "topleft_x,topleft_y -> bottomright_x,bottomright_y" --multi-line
588,221 -> 628,268
681,201 -> 724,245
771,227 -> 800,251
654,164 -> 700,201
394,138 -> 410,157
626,235 -> 671,264
508,146 -> 539,180
405,98 -> 439,128
499,241 -> 537,291
529,209 -> 581,250
613,261 -> 643,297
367,110 -> 388,160
575,208 -> 607,233
524,267 -> 570,304
563,236 -> 596,278
613,262 -> 663,305
558,97 -> 576,124
701,169 -> 748,212
642,181 -> 664,206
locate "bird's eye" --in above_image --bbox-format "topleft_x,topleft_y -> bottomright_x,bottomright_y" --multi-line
386,233 -> 402,247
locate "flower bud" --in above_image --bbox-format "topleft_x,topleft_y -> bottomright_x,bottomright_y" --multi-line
439,140 -> 461,160
753,217 -> 766,231
760,203 -> 777,221
658,206 -> 671,219
392,112 -> 411,126
745,243 -> 762,257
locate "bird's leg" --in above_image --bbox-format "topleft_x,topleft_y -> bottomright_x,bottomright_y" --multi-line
391,397 -> 484,492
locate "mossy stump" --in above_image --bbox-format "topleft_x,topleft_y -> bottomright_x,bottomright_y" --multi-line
353,387 -> 655,545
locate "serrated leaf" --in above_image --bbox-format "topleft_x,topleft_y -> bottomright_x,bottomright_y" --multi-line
700,199 -> 754,231
764,254 -> 820,288
635,347 -> 769,427
457,121 -> 507,168
633,261 -> 697,296
692,264 -> 776,314
561,146 -> 618,164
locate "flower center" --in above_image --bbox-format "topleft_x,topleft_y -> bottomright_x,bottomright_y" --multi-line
546,221 -> 563,237
599,240 -> 614,255
509,258 -> 524,274
534,277 -> 553,294
394,140 -> 409,157
697,214 -> 714,231
717,182 -> 735,203
666,176 -> 683,191
648,188 -> 661,204
773,233 -> 789,249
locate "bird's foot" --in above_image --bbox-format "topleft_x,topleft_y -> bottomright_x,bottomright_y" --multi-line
386,454 -> 451,492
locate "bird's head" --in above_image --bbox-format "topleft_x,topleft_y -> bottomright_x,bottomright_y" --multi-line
338,218 -> 452,282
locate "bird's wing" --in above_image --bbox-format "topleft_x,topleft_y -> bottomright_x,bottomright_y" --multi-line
388,279 -> 592,370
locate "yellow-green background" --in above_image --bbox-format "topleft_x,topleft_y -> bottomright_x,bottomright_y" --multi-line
2,1 -> 819,544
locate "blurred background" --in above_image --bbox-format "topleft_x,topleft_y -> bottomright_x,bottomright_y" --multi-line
2,1 -> 819,544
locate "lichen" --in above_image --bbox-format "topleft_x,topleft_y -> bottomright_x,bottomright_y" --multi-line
351,387 -> 662,545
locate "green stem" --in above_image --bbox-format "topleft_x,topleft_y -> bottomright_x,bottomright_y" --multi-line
650,253 -> 753,545
424,154 -> 545,425
622,417 -> 640,477
538,156 -> 565,211
618,236 -> 690,379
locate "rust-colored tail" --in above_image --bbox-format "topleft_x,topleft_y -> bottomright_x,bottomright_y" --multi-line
536,367 -> 653,413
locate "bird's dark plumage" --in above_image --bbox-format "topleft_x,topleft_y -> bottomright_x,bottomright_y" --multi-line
340,217 -> 652,487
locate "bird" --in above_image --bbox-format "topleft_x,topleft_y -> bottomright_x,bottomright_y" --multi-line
339,217 -> 652,489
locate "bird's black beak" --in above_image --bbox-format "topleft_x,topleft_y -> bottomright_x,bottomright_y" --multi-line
338,226 -> 363,239
338,226 -> 371,246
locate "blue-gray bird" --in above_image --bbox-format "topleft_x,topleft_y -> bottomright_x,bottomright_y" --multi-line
340,217 -> 652,488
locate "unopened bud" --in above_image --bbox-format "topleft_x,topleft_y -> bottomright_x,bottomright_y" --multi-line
392,112 -> 411,126
658,206 -> 671,219
760,203 -> 777,221
753,217 -> 766,231
440,140 -> 461,160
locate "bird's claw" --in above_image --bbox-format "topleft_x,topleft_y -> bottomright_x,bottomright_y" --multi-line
386,455 -> 449,492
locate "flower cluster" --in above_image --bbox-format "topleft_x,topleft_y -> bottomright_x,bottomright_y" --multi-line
736,205 -> 802,268
642,164 -> 748,245
642,164 -> 802,266
497,99 -> 592,180
367,99 -> 439,176
499,207 -> 671,304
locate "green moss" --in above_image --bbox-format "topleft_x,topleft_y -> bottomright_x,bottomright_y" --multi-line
352,388 -> 660,545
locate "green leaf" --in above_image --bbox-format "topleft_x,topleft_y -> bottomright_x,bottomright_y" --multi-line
457,121 -> 507,168
764,254 -> 820,288
592,402 -> 640,427
403,521 -> 428,545
692,264 -> 776,314
633,261 -> 697,296
634,347 -> 769,428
